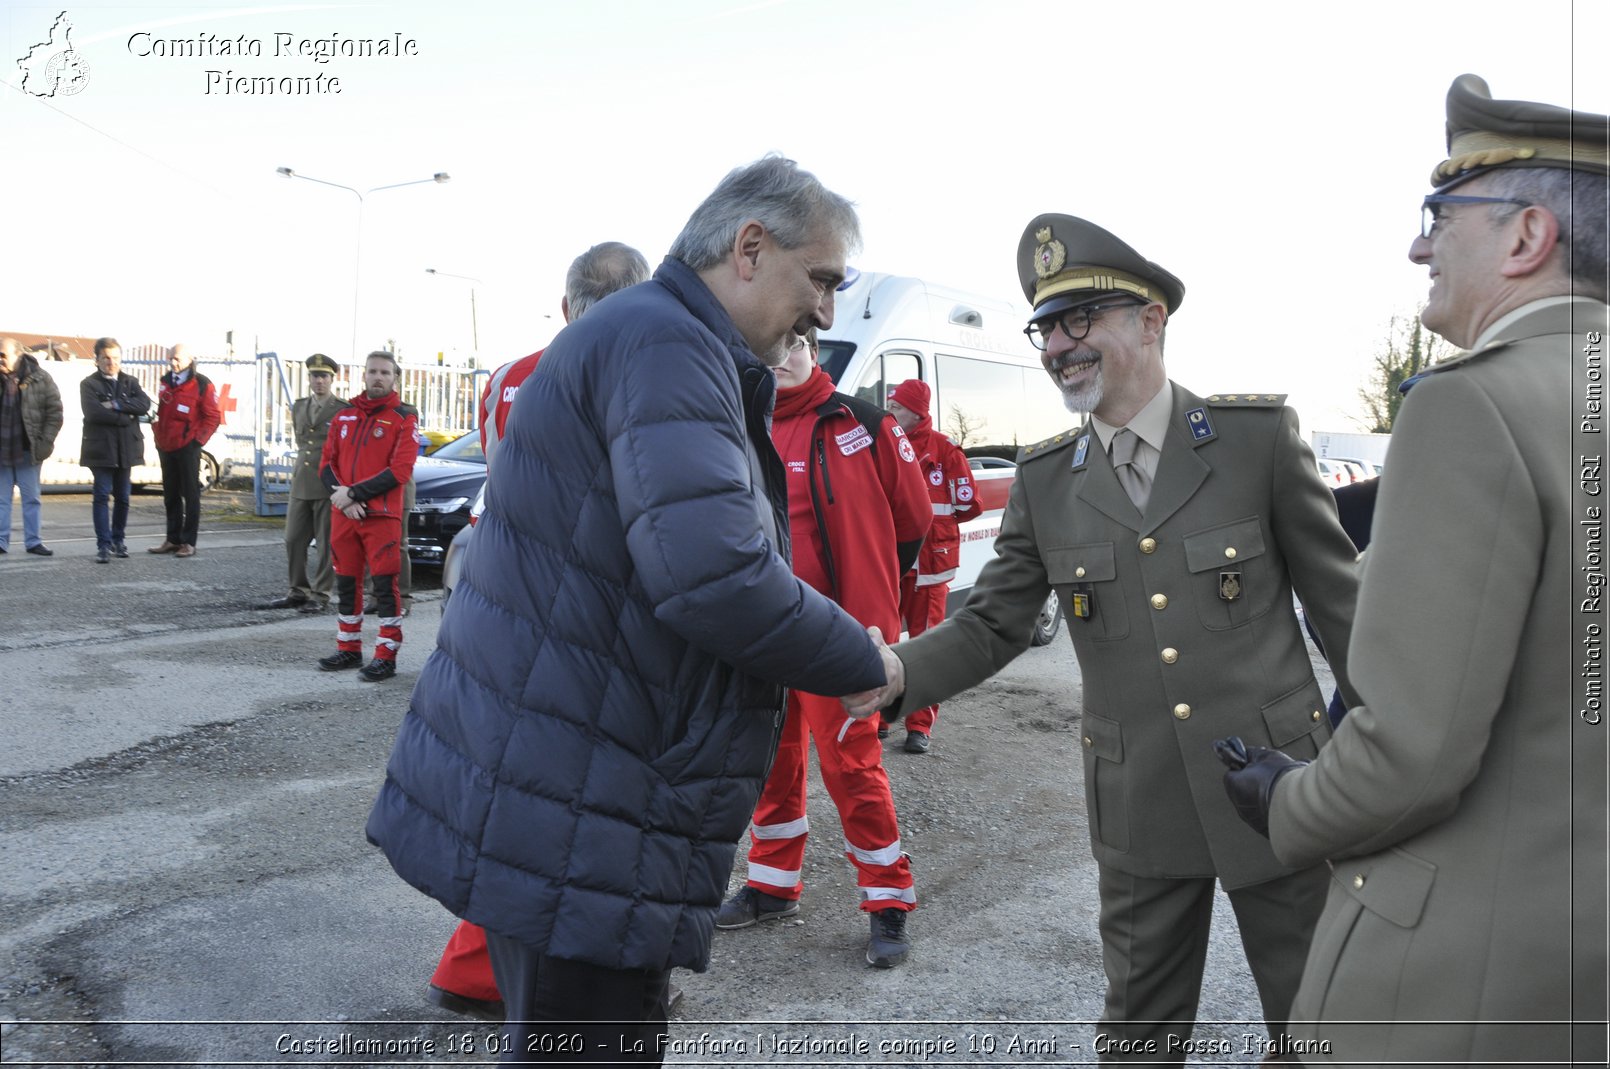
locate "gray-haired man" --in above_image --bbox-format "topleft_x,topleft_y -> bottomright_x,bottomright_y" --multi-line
368,157 -> 886,1062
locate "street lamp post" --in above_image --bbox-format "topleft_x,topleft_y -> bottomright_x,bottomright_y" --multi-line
425,268 -> 482,359
275,166 -> 450,359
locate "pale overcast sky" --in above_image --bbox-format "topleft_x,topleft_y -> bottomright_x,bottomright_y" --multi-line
2,0 -> 1605,432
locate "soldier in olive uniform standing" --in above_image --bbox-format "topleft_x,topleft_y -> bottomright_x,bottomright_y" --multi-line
253,353 -> 349,613
846,217 -> 1361,1062
1224,75 -> 1608,1066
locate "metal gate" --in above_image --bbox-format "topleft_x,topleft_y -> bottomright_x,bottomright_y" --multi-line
250,353 -> 487,516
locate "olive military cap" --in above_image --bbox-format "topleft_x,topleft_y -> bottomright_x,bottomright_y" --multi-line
1432,73 -> 1608,190
305,353 -> 339,375
1017,214 -> 1185,320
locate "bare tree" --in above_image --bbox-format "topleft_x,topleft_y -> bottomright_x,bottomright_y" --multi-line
946,404 -> 985,449
1357,311 -> 1453,433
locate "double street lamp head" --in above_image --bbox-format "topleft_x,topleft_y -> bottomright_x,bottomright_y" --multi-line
275,166 -> 451,188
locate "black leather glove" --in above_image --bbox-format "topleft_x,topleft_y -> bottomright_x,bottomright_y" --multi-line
1215,735 -> 1306,838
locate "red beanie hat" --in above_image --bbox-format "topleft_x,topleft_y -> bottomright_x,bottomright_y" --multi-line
888,378 -> 930,415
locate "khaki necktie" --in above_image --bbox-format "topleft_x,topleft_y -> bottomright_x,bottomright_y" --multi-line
1110,428 -> 1152,512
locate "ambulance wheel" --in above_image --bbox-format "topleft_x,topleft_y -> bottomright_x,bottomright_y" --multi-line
199,451 -> 220,492
1030,591 -> 1062,646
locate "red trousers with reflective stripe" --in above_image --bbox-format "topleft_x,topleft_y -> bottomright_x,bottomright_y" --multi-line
331,514 -> 403,660
745,689 -> 914,910
899,573 -> 949,735
431,920 -> 499,1001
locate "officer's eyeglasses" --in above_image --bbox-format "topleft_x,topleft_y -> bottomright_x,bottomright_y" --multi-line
788,336 -> 812,353
1023,299 -> 1147,351
1420,193 -> 1532,239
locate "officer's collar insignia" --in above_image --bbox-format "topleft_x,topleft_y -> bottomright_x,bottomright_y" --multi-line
1034,226 -> 1067,279
1186,407 -> 1214,442
1071,434 -> 1090,469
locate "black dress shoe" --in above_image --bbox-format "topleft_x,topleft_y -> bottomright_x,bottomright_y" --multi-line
253,596 -> 308,610
112,542 -> 128,558
426,984 -> 505,1022
358,658 -> 397,682
297,600 -> 328,615
26,544 -> 54,557
318,650 -> 363,671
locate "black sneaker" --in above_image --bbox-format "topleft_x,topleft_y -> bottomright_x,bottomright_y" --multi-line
866,908 -> 910,968
112,542 -> 129,558
318,650 -> 363,672
426,984 -> 505,1022
715,886 -> 800,929
903,731 -> 931,754
358,658 -> 397,682
96,546 -> 110,564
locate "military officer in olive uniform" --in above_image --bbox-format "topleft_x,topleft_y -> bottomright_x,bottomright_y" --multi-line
847,216 -> 1361,1062
1224,75 -> 1609,1066
254,353 -> 350,613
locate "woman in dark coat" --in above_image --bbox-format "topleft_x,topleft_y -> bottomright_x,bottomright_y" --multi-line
80,337 -> 151,563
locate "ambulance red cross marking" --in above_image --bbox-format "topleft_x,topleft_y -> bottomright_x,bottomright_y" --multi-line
216,383 -> 239,424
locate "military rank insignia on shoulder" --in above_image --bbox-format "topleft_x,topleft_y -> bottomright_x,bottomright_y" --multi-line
1205,393 -> 1286,407
1018,428 -> 1081,463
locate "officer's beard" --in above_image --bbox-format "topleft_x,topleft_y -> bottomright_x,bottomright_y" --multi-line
1047,347 -> 1104,416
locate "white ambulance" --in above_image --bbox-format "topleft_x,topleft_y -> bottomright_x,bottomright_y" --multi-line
34,357 -> 245,490
819,272 -> 1073,641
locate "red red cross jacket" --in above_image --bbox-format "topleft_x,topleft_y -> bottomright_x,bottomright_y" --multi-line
153,371 -> 221,452
903,415 -> 978,587
771,366 -> 932,635
477,349 -> 542,461
319,390 -> 420,519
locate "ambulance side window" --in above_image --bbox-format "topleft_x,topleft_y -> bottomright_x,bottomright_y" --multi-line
853,350 -> 922,409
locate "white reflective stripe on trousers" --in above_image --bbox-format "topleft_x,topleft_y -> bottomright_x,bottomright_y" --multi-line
844,837 -> 903,867
746,861 -> 802,887
752,815 -> 809,840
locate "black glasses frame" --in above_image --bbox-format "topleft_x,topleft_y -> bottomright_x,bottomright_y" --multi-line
1023,299 -> 1148,351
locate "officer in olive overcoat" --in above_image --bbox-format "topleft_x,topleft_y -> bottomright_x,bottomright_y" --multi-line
1227,74 -> 1610,1066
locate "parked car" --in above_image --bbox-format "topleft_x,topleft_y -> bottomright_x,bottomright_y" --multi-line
1332,456 -> 1382,479
406,431 -> 485,567
1315,457 -> 1353,487
440,482 -> 484,606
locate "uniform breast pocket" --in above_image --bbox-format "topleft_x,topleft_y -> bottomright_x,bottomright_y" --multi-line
1182,517 -> 1270,631
1044,542 -> 1129,641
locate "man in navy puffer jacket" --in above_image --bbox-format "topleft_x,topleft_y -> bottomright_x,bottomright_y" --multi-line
367,156 -> 885,1063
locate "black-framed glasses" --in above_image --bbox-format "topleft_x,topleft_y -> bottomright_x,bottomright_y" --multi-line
1023,299 -> 1146,351
1420,193 -> 1531,238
